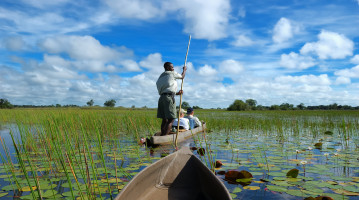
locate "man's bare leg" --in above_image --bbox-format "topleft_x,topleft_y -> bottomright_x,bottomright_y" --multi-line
160,119 -> 167,136
161,118 -> 174,136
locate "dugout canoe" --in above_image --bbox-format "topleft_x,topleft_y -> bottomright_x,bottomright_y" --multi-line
150,123 -> 206,145
114,147 -> 232,200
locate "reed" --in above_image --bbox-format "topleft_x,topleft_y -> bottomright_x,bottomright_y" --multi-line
0,108 -> 358,199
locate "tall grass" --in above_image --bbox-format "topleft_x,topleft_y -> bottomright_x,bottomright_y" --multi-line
0,108 -> 358,199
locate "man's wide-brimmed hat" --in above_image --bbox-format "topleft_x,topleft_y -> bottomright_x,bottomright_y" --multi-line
187,107 -> 193,114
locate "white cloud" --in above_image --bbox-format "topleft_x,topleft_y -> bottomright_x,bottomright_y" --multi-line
198,65 -> 218,77
275,74 -> 331,86
139,53 -> 163,69
119,59 -> 141,72
218,59 -> 244,74
3,36 -> 26,51
231,35 -> 254,47
104,0 -> 231,41
165,0 -> 231,40
335,76 -> 351,85
38,35 -> 141,72
273,18 -> 296,43
39,35 -> 118,61
334,65 -> 359,78
280,52 -> 316,70
104,0 -> 162,20
350,55 -> 359,64
300,30 -> 354,59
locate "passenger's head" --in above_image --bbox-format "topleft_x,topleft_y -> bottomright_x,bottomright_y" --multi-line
178,108 -> 186,117
187,107 -> 194,115
164,62 -> 174,71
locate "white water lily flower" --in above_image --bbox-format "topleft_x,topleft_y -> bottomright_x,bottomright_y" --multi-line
296,150 -> 300,153
300,160 -> 307,165
324,153 -> 329,156
334,153 -> 339,156
308,147 -> 313,150
336,149 -> 341,152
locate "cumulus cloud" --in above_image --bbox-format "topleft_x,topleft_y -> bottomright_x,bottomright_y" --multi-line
334,65 -> 359,78
38,35 -> 141,72
350,55 -> 359,64
231,35 -> 254,47
218,59 -> 244,74
335,76 -> 351,85
280,52 -> 316,70
106,0 -> 231,40
272,18 -> 298,43
300,30 -> 354,59
198,65 -> 218,77
139,53 -> 163,69
170,0 -> 230,40
39,35 -> 118,61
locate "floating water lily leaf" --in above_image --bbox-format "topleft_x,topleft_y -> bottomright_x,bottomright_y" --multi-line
332,188 -> 359,196
236,178 -> 252,183
41,190 -> 58,198
271,180 -> 292,187
268,172 -> 286,177
2,184 -> 18,191
21,186 -> 37,192
251,172 -> 263,176
230,193 -> 237,199
342,185 -> 359,193
286,189 -> 306,197
330,176 -> 353,181
286,169 -> 299,178
266,185 -> 287,192
0,193 -> 8,198
232,187 -> 242,193
61,190 -> 80,197
243,186 -> 260,190
321,193 -> 349,200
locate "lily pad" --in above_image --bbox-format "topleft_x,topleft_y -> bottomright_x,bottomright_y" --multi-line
286,168 -> 299,178
266,185 -> 288,192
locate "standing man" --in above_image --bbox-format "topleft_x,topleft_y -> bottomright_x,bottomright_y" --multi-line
156,62 -> 187,136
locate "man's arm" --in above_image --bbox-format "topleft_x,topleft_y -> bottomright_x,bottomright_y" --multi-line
181,66 -> 187,79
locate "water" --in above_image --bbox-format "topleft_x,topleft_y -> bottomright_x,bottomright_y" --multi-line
0,123 -> 358,199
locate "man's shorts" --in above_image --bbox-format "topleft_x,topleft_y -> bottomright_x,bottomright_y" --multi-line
157,94 -> 177,119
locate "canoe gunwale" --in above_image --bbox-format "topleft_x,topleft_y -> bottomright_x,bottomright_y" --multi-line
114,147 -> 232,200
150,123 -> 206,145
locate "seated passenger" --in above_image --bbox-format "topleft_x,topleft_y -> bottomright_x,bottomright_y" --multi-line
185,107 -> 202,129
172,108 -> 190,130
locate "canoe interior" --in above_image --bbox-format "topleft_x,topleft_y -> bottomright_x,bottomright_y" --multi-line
115,147 -> 231,200
151,123 -> 206,145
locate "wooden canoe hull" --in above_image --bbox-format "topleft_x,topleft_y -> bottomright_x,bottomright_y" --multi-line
114,147 -> 232,200
150,123 -> 206,145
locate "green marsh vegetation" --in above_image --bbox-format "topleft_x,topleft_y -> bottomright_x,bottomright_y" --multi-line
0,108 -> 358,199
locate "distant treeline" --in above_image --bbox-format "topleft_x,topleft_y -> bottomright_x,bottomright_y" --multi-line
1,98 -> 358,110
227,99 -> 359,111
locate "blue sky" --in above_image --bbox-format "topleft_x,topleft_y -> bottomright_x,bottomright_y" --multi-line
1,0 -> 359,108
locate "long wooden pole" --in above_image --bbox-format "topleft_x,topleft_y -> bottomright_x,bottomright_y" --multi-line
175,35 -> 191,148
